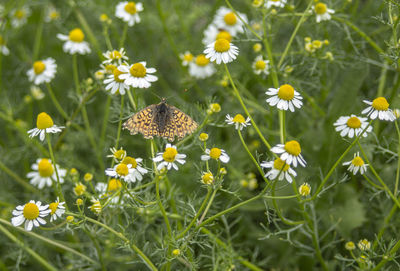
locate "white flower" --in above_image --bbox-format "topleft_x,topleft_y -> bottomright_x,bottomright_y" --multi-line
361,97 -> 396,121
107,147 -> 127,162
102,48 -> 129,65
44,6 -> 60,22
265,0 -> 287,9
57,28 -> 91,55
10,7 -> 31,28
0,35 -> 9,56
49,197 -> 65,222
204,39 -> 239,64
180,51 -> 194,66
89,198 -> 102,215
201,148 -> 230,163
225,114 -> 251,130
260,158 -> 297,183
333,114 -> 372,138
115,1 -> 143,26
153,144 -> 186,171
212,6 -> 247,36
271,140 -> 306,167
11,200 -> 51,231
95,179 -> 124,206
120,156 -> 148,183
118,62 -> 158,88
27,58 -> 57,85
343,152 -> 368,175
26,158 -> 66,189
103,66 -> 129,95
265,84 -> 303,112
27,112 -> 64,141
313,3 -> 335,23
188,54 -> 216,79
202,24 -> 233,46
252,55 -> 270,75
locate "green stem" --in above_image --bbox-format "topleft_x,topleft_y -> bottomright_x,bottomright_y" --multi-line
279,110 -> 285,144
371,238 -> 400,271
32,9 -> 44,61
83,227 -> 106,271
262,11 -> 279,88
103,25 -> 113,50
197,188 -> 219,225
372,203 -> 397,250
46,83 -> 69,120
156,0 -> 179,60
363,174 -> 384,190
114,95 -> 125,150
46,135 -> 66,207
100,95 -> 112,150
119,24 -> 128,49
394,121 -> 400,196
0,160 -> 39,193
127,88 -> 137,111
156,175 -> 172,237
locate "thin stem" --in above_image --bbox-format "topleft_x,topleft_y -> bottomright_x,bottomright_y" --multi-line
262,11 -> 279,88
362,174 -> 384,190
32,9 -> 44,61
372,203 -> 397,250
103,24 -> 113,50
100,95 -> 112,150
114,95 -> 125,150
156,175 -> 172,237
127,88 -> 137,111
279,110 -> 285,144
197,188 -> 219,226
46,83 -> 69,120
46,135 -> 66,206
394,121 -> 400,196
0,160 -> 40,193
119,24 -> 128,49
372,238 -> 400,271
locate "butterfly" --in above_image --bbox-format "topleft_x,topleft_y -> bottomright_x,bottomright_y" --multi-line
123,98 -> 198,142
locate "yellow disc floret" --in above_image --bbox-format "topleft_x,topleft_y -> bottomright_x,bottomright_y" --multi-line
196,54 -> 210,66
69,28 -> 85,42
33,61 -> 46,75
113,68 -> 125,83
352,156 -> 364,166
49,202 -> 59,215
38,159 -> 54,177
116,163 -> 129,176
273,158 -> 290,171
130,63 -> 146,77
372,97 -> 389,111
23,203 -> 39,220
163,147 -> 178,162
224,12 -> 237,25
284,140 -> 301,156
108,178 -> 122,192
255,60 -> 266,70
36,112 -> 54,129
122,156 -> 138,168
314,3 -> 327,15
124,2 -> 137,14
209,148 -> 222,159
216,31 -> 232,42
202,172 -> 214,185
347,117 -> 361,128
214,38 -> 230,53
278,84 -> 295,101
233,114 -> 245,123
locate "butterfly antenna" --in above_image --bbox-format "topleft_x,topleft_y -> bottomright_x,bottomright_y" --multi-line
150,91 -> 162,100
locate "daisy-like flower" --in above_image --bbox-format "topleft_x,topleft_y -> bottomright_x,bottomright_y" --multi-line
118,62 -> 158,88
27,58 -> 57,85
345,241 -> 356,251
74,182 -> 86,196
57,28 -> 91,55
361,97 -> 396,121
252,55 -> 270,75
313,2 -> 335,23
298,182 -> 311,196
201,172 -> 214,185
271,140 -> 306,167
188,54 -> 216,79
333,114 -> 372,138
153,144 -> 187,171
204,38 -> 239,64
265,0 -> 287,9
265,84 -> 303,112
26,158 -> 66,189
213,6 -> 247,36
225,113 -> 251,130
202,24 -> 233,46
103,66 -> 129,95
105,163 -> 134,180
180,51 -> 194,66
10,6 -> 31,28
120,156 -> 148,183
44,6 -> 60,22
49,197 -> 66,222
201,147 -> 230,163
115,1 -> 143,26
343,152 -> 368,175
89,198 -> 102,215
102,48 -> 129,65
107,147 -> 127,162
261,158 -> 297,183
95,178 -> 124,206
358,239 -> 371,251
27,112 -> 64,141
0,35 -> 10,56
11,200 -> 51,231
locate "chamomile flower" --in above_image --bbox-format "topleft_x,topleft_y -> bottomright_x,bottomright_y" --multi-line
204,38 -> 239,64
89,198 -> 102,215
265,84 -> 303,112
49,197 -> 66,222
10,6 -> 31,28
271,140 -> 306,167
252,55 -> 270,75
201,148 -> 230,163
299,183 -> 311,196
26,158 -> 66,189
180,51 -> 194,66
11,200 -> 50,231
153,144 -> 186,171
201,172 -> 214,185
118,62 -> 158,88
107,147 -> 127,162
27,58 -> 57,85
213,7 -> 247,36
105,163 -> 134,180
103,66 -> 129,95
188,54 -> 216,79
0,35 -> 9,56
265,0 -> 287,9
261,158 -> 297,183
102,48 -> 129,65
225,114 -> 251,130
57,28 -> 91,55
358,239 -> 371,251
333,115 -> 372,138
202,24 -> 233,46
44,6 -> 60,22
115,1 -> 143,26
120,156 -> 148,183
95,179 -> 124,206
343,152 -> 368,175
361,97 -> 396,121
27,112 -> 64,141
313,2 -> 335,23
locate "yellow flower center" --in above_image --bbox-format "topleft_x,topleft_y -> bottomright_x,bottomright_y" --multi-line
233,114 -> 245,123
108,178 -> 122,192
113,149 -> 126,160
83,173 -> 93,182
38,159 -> 54,177
122,156 -> 138,168
110,50 -> 122,60
183,53 -> 193,62
214,38 -> 230,53
347,117 -> 361,128
14,10 -> 25,19
372,97 -> 389,111
216,31 -> 232,42
312,40 -> 323,49
273,158 -> 290,171
255,60 -> 266,70
36,112 -> 54,129
105,64 -> 117,73
33,61 -> 46,75
74,183 -> 86,196
66,216 -> 74,222
23,203 -> 39,220
100,14 -> 109,22
69,28 -> 85,42
199,133 -> 209,141
345,241 -> 355,250
130,63 -> 146,77
284,140 -> 301,156
49,202 -> 59,215
163,147 -> 178,162
209,148 -> 222,159
202,172 -> 214,185
224,12 -> 237,25
277,84 -> 295,100
50,11 -> 59,20
299,183 -> 311,196
352,156 -> 364,166
315,3 -> 327,15
124,2 -> 137,14
116,163 -> 129,176
113,68 -> 125,83
210,103 -> 221,112
196,54 -> 210,66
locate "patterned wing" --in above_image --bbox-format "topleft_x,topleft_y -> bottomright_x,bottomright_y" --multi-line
158,114 -> 177,142
169,106 -> 198,140
122,105 -> 159,139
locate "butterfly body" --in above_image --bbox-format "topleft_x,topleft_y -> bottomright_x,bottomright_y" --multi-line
123,99 -> 198,142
